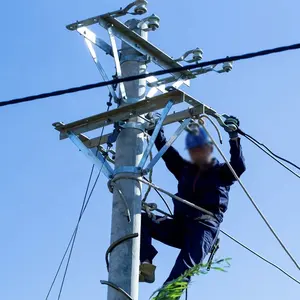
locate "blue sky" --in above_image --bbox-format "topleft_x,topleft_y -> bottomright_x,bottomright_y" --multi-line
1,0 -> 300,299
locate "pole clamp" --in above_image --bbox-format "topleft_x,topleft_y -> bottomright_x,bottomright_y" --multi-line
113,166 -> 142,177
120,54 -> 150,64
120,121 -> 146,132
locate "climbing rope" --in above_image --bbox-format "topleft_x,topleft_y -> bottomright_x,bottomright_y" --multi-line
198,114 -> 300,270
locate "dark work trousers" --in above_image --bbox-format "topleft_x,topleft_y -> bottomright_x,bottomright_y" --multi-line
140,212 -> 219,284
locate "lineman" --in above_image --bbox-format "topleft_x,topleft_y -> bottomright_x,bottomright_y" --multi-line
139,116 -> 246,290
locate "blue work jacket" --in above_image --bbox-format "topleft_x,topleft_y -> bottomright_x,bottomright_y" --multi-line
154,130 -> 246,223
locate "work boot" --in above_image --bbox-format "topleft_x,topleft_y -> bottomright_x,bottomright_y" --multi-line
139,263 -> 156,283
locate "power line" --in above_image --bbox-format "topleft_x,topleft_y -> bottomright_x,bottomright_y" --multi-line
220,230 -> 300,285
201,121 -> 300,270
143,197 -> 300,285
45,99 -> 112,300
2,42 -> 300,107
45,165 -> 97,299
56,169 -> 102,300
238,129 -> 300,176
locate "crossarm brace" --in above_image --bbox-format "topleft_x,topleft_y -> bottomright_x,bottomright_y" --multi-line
138,99 -> 174,169
68,132 -> 113,178
144,118 -> 192,173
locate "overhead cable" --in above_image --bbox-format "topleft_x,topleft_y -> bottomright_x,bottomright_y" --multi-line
45,99 -> 112,300
2,42 -> 300,107
238,129 -> 300,178
114,175 -> 300,286
200,117 -> 300,270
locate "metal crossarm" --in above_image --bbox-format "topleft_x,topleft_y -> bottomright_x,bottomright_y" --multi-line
138,99 -> 174,169
80,97 -> 219,148
144,118 -> 192,173
52,89 -> 192,139
67,132 -> 113,178
98,15 -> 194,81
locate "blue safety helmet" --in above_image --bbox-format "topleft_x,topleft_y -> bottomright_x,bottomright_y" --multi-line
185,125 -> 211,150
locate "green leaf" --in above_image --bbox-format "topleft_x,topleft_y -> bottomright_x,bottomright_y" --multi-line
150,257 -> 231,300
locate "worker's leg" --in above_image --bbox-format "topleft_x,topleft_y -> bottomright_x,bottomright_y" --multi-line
164,220 -> 218,284
140,213 -> 184,264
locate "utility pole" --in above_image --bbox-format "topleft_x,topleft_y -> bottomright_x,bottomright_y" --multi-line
54,2 -> 233,299
108,20 -> 148,300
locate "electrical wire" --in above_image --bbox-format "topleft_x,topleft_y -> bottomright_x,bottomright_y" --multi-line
45,97 -> 113,300
56,170 -> 102,300
220,230 -> 300,285
143,176 -> 173,216
45,165 -> 95,299
135,185 -> 300,286
2,42 -> 300,107
55,96 -> 113,299
200,120 -> 300,270
238,129 -> 300,178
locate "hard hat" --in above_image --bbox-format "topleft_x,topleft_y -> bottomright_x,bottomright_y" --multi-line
185,125 -> 211,150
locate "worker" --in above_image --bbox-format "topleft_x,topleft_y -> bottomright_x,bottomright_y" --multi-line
139,116 -> 246,292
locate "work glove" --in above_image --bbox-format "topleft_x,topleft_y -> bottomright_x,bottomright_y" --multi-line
224,116 -> 240,139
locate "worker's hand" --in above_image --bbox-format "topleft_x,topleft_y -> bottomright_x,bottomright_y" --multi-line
224,116 -> 240,139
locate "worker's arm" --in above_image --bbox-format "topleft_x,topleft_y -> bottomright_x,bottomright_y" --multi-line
219,116 -> 246,184
219,137 -> 246,185
150,128 -> 187,180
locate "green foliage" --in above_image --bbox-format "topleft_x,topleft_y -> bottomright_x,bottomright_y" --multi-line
150,258 -> 231,300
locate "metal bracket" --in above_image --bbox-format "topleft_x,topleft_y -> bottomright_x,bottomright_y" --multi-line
175,48 -> 203,63
66,1 -> 148,31
138,99 -> 174,169
67,132 -> 114,178
107,123 -> 122,146
113,166 -> 142,177
77,27 -> 113,56
120,54 -> 150,64
120,122 -> 145,132
172,78 -> 191,89
144,118 -> 191,173
146,76 -> 166,98
98,15 -> 195,81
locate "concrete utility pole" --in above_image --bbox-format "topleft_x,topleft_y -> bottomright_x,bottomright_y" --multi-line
55,3 -> 233,299
108,20 -> 148,300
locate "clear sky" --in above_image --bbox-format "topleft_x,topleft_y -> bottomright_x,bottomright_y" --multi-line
1,0 -> 300,299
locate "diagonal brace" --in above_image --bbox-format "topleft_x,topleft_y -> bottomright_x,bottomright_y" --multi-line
67,132 -> 113,178
77,27 -> 113,56
84,38 -> 118,101
144,118 -> 191,173
107,27 -> 126,100
138,99 -> 174,169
